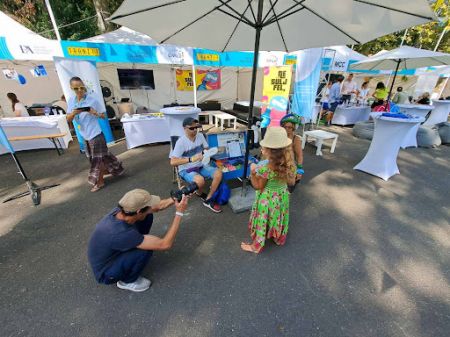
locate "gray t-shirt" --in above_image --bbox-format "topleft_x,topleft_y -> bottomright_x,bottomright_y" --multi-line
171,133 -> 208,172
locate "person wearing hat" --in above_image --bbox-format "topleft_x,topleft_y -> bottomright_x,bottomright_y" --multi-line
280,114 -> 304,192
170,117 -> 223,213
87,189 -> 188,292
241,127 -> 296,254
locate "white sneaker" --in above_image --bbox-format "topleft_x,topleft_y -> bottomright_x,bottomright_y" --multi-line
117,277 -> 151,292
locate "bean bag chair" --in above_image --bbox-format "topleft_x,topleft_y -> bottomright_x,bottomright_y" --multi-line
437,122 -> 450,144
352,121 -> 375,140
417,126 -> 441,148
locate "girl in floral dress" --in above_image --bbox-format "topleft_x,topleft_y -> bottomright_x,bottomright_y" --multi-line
241,127 -> 296,254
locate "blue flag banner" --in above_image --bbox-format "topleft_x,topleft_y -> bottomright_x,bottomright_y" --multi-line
0,124 -> 14,154
291,48 -> 323,122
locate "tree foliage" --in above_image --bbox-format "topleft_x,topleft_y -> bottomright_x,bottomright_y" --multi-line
354,0 -> 449,55
0,0 -> 122,40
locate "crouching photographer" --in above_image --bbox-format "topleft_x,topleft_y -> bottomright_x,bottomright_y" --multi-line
87,189 -> 188,292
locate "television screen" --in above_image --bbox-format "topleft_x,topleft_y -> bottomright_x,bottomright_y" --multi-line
117,69 -> 155,90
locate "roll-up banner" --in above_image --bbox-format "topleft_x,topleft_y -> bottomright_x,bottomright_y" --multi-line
0,125 -> 14,154
291,48 -> 323,122
260,66 -> 292,127
54,57 -> 114,150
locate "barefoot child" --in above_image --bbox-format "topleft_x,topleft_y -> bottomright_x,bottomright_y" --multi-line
241,127 -> 296,254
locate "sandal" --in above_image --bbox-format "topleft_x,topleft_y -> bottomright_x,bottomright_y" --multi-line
91,184 -> 105,192
240,242 -> 260,254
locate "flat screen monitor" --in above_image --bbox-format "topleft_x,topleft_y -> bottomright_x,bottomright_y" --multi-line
117,69 -> 155,90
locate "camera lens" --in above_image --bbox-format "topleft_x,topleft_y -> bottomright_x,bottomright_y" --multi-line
170,183 -> 198,202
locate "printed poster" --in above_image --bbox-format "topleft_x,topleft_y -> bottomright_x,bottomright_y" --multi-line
260,66 -> 292,127
176,69 -> 221,91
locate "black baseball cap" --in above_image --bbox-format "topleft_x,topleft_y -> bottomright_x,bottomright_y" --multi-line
183,117 -> 199,127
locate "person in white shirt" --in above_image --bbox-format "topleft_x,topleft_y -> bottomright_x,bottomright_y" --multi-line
170,117 -> 223,213
66,76 -> 124,192
341,73 -> 357,102
6,93 -> 29,117
357,81 -> 370,101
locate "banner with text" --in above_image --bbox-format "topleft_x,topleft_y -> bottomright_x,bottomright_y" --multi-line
260,66 -> 292,127
54,57 -> 114,151
176,69 -> 221,91
0,125 -> 14,154
291,48 -> 323,122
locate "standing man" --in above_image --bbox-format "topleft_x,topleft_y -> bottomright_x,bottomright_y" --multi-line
341,73 -> 357,103
170,117 -> 223,213
392,87 -> 409,105
88,189 -> 189,292
326,76 -> 344,126
66,76 -> 124,192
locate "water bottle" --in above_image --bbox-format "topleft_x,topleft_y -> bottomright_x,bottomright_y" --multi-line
44,106 -> 50,117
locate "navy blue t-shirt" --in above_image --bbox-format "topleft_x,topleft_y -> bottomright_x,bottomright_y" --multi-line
87,208 -> 153,281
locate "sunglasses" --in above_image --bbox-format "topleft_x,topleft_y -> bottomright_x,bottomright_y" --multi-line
71,86 -> 86,91
186,125 -> 201,131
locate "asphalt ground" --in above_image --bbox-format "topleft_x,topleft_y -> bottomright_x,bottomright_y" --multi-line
0,126 -> 449,337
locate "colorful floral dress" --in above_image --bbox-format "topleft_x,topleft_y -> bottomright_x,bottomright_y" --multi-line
248,163 -> 290,251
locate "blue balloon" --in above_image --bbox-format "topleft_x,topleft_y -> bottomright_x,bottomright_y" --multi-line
17,74 -> 26,85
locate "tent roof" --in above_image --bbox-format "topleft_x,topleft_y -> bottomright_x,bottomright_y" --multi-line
327,45 -> 367,61
350,46 -> 450,71
0,11 -> 50,41
83,27 -> 158,45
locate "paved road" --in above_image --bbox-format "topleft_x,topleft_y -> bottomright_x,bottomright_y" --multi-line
1,127 -> 449,337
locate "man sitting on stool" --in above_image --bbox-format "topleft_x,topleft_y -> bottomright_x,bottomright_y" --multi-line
170,117 -> 223,213
87,189 -> 188,292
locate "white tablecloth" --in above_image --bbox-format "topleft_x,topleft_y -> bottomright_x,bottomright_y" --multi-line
428,100 -> 450,125
160,106 -> 200,138
332,105 -> 371,126
121,116 -> 170,149
0,116 -> 72,155
396,104 -> 434,148
354,115 -> 424,181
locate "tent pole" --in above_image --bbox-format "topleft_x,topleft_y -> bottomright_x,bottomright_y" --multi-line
387,59 -> 401,102
241,0 -> 264,192
44,0 -> 62,40
192,64 -> 198,108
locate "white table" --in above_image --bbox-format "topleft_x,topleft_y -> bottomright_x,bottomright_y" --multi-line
396,104 -> 434,148
121,115 -> 170,149
354,115 -> 424,181
332,105 -> 371,126
209,111 -> 237,130
428,100 -> 450,125
302,130 -> 338,156
160,106 -> 200,138
0,116 -> 72,155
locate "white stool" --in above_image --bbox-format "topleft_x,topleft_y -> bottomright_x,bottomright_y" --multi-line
302,130 -> 338,156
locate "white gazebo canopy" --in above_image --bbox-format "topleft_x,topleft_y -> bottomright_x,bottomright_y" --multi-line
83,27 -> 158,45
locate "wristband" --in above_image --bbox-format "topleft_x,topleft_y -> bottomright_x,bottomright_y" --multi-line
297,168 -> 304,175
297,164 -> 303,169
175,211 -> 184,217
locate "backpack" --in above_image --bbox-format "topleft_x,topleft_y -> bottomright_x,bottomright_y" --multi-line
211,182 -> 231,205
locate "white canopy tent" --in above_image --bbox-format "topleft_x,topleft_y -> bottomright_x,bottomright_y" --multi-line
82,28 -> 239,111
0,11 -> 64,116
83,27 -> 158,45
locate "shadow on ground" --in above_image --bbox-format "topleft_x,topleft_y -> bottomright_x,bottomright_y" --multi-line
0,127 -> 449,337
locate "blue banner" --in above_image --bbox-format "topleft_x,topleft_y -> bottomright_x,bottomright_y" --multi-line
0,125 -> 14,154
61,41 -> 158,64
292,48 -> 323,121
0,37 -> 13,60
